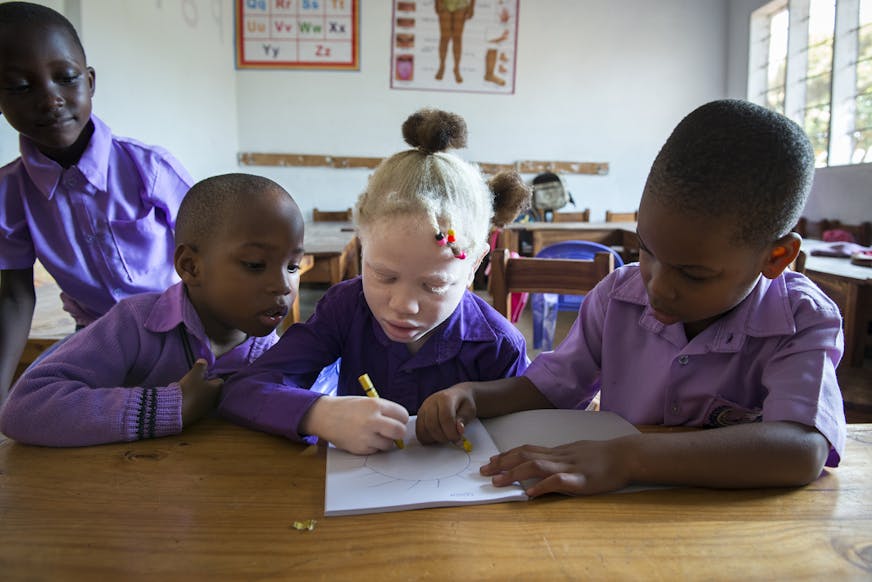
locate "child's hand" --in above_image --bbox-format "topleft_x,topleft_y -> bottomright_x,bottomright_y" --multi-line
416,383 -> 477,444
179,359 -> 223,426
480,437 -> 634,497
302,395 -> 409,455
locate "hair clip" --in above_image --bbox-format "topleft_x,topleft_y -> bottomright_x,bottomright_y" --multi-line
436,227 -> 465,258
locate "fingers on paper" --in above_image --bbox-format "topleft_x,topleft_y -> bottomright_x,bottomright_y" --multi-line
417,397 -> 464,444
480,445 -> 593,496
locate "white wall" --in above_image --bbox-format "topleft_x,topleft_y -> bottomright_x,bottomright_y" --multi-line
0,0 -> 238,181
726,0 -> 872,222
16,1 -> 861,225
237,0 -> 730,221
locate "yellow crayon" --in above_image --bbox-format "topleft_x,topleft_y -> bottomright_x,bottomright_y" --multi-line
357,373 -> 405,449
461,435 -> 473,453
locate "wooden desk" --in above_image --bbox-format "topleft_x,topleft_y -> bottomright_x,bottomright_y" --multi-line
301,221 -> 359,286
2,418 -> 870,580
802,240 -> 872,368
499,221 -> 639,258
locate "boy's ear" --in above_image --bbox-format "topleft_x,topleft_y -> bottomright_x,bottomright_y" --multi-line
87,66 -> 96,96
761,232 -> 802,279
174,244 -> 201,286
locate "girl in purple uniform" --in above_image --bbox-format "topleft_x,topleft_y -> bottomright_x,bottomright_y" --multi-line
219,109 -> 532,454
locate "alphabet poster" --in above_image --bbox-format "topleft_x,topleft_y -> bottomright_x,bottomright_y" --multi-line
236,0 -> 359,70
391,0 -> 519,94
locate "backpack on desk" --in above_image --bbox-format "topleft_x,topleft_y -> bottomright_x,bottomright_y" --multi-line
531,172 -> 574,212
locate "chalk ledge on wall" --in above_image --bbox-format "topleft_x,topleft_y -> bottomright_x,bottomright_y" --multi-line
238,152 -> 609,175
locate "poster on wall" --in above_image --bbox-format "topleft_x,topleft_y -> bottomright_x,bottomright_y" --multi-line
236,0 -> 359,70
390,0 -> 518,94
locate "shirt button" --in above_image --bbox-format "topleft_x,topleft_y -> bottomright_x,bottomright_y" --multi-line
671,403 -> 680,414
678,355 -> 689,366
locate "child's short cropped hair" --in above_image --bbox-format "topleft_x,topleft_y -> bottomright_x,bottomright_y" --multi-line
356,109 -> 530,261
0,1 -> 86,59
175,173 -> 289,249
644,99 -> 815,247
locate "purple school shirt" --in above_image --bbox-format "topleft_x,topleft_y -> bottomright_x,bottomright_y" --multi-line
219,277 -> 529,441
525,265 -> 847,466
0,115 -> 192,325
0,283 -> 277,447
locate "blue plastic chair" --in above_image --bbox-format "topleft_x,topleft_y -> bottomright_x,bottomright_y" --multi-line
531,241 -> 624,350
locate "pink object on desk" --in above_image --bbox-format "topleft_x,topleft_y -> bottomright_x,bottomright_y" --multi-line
822,229 -> 856,243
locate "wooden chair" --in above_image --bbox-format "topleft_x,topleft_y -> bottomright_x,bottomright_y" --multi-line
312,207 -> 353,222
488,248 -> 616,320
552,209 -> 591,223
793,217 -> 872,246
605,210 -> 638,222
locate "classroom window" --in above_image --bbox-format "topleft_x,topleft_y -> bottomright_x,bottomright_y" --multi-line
749,0 -> 872,166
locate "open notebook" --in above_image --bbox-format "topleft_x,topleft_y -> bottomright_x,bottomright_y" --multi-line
324,410 -> 640,517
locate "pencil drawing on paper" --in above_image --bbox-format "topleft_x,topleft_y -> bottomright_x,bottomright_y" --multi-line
362,441 -> 472,488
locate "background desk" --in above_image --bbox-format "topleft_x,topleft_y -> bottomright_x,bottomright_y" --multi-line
802,240 -> 872,368
1,418 -> 870,580
301,222 -> 359,286
498,221 -> 639,259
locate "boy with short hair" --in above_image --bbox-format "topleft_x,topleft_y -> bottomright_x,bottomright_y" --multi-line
417,99 -> 846,495
0,173 -> 305,446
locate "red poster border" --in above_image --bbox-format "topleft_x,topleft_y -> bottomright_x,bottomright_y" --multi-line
235,0 -> 359,70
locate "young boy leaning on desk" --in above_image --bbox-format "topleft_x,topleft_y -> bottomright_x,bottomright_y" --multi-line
0,174 -> 306,446
417,99 -> 847,496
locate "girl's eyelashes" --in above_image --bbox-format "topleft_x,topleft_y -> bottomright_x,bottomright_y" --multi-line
287,264 -> 300,274
242,261 -> 265,271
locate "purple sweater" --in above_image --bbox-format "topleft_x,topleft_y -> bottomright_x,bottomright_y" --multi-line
219,277 -> 529,441
0,283 -> 276,446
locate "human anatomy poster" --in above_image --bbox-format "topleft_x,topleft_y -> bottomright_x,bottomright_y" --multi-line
390,0 -> 519,94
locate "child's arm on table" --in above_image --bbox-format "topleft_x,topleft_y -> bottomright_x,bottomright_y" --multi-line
481,420 -> 829,496
416,376 -> 553,443
0,268 -> 36,401
0,302 -> 207,447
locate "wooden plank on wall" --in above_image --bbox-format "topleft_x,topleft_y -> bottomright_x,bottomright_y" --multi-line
239,152 -> 609,175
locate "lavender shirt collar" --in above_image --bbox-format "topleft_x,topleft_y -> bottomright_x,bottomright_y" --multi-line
608,269 -> 795,352
19,114 -> 111,199
369,289 -> 500,367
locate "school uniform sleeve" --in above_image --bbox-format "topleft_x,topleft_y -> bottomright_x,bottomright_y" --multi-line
218,282 -> 351,441
0,160 -> 36,269
115,139 -> 193,232
758,274 -> 846,466
0,299 -> 184,447
523,271 -> 614,409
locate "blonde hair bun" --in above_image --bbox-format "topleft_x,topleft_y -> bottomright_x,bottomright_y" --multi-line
402,108 -> 468,154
